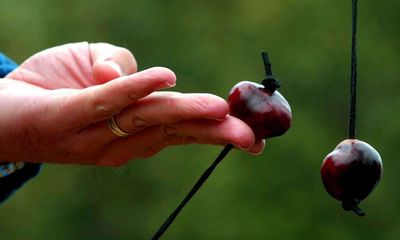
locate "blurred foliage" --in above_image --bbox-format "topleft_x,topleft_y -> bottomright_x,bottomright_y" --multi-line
1,0 -> 400,239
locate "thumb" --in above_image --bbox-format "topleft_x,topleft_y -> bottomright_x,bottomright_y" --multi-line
92,60 -> 123,84
90,42 -> 138,84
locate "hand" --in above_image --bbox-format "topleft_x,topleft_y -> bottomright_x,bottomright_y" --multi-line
0,42 -> 264,166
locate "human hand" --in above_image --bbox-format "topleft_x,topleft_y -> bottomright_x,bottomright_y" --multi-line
1,42 -> 264,166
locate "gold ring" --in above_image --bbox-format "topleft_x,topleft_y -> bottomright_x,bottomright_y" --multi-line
107,116 -> 131,137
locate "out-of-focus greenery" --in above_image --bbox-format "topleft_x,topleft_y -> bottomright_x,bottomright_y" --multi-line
1,0 -> 400,239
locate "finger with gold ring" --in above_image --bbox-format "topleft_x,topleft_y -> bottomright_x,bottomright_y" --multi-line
107,116 -> 131,137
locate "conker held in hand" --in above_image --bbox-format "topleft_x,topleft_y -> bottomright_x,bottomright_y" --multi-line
228,81 -> 292,140
321,139 -> 383,216
228,52 -> 292,141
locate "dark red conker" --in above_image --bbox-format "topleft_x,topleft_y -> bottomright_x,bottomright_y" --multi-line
321,139 -> 383,216
228,81 -> 292,140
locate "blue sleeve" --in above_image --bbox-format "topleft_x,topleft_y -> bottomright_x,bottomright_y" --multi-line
0,52 -> 42,204
0,53 -> 18,77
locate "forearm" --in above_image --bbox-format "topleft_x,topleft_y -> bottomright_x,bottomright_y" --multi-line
0,52 -> 42,204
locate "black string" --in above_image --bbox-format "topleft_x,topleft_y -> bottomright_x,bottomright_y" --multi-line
349,0 -> 358,139
261,52 -> 281,92
151,144 -> 233,240
262,52 -> 273,77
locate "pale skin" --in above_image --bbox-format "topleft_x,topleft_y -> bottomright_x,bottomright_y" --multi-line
0,42 -> 265,166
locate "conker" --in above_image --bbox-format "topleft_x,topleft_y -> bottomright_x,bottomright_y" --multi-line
228,80 -> 292,140
321,139 -> 383,216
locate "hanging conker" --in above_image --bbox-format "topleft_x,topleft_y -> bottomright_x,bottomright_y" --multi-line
321,139 -> 383,216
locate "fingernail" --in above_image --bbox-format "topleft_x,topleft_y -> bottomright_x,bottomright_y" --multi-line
164,80 -> 176,87
167,81 -> 176,87
104,60 -> 123,76
157,80 -> 176,89
248,149 -> 263,156
248,140 -> 266,155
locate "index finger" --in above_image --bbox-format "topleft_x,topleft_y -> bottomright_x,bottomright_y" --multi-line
58,67 -> 176,129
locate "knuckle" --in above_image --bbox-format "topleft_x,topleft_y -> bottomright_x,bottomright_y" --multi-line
191,97 -> 213,114
130,116 -> 148,129
192,94 -> 227,115
92,92 -> 119,120
160,124 -> 180,138
95,101 -> 118,118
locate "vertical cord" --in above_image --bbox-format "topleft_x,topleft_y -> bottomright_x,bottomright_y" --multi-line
349,0 -> 358,139
151,144 -> 233,240
261,52 -> 281,92
262,52 -> 273,77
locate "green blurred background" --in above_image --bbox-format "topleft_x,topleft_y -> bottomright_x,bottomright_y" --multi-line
1,0 -> 400,239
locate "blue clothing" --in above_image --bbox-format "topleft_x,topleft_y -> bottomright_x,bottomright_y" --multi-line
0,53 -> 18,77
0,52 -> 41,203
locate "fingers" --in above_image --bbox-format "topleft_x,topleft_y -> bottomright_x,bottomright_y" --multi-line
156,116 -> 256,149
90,43 -> 138,84
248,140 -> 266,155
95,115 -> 257,166
104,92 -> 230,137
58,67 -> 176,129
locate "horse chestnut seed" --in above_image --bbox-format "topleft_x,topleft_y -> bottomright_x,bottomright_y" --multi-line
228,81 -> 292,140
321,139 -> 383,216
